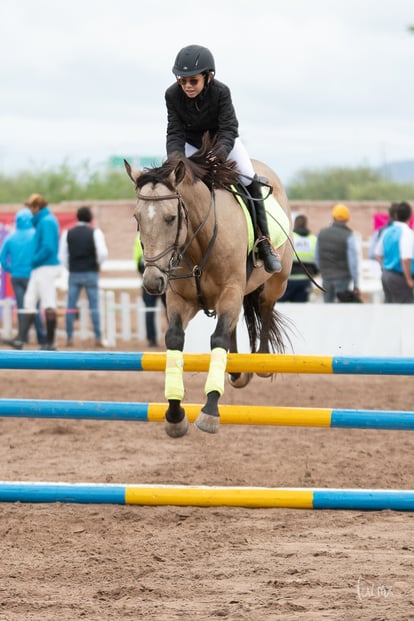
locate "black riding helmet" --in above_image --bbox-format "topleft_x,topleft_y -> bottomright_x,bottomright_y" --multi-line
172,45 -> 215,77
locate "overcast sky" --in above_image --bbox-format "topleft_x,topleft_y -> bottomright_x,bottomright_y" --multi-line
0,0 -> 413,183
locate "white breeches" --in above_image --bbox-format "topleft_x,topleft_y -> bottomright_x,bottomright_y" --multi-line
185,137 -> 255,185
24,265 -> 61,311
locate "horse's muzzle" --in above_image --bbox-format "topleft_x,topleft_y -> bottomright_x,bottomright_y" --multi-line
143,267 -> 167,295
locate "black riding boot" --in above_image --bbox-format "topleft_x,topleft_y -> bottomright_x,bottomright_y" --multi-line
3,313 -> 35,349
41,308 -> 57,351
247,178 -> 282,274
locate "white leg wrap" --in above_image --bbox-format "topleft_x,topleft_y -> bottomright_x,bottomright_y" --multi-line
204,347 -> 227,396
165,349 -> 184,401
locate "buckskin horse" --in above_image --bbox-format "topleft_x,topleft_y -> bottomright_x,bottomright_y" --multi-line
125,139 -> 293,437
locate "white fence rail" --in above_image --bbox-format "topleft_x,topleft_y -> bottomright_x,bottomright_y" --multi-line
0,292 -> 164,348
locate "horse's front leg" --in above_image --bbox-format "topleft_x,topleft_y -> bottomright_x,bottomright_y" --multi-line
164,312 -> 189,438
194,314 -> 231,434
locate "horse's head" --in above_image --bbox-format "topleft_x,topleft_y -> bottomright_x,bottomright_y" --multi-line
125,159 -> 190,295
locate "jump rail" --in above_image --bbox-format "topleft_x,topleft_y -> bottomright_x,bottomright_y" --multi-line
0,482 -> 413,510
1,399 -> 414,430
0,351 -> 413,375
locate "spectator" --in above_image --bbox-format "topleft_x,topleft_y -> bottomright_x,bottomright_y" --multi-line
59,206 -> 108,346
0,207 -> 46,345
375,201 -> 414,304
315,204 -> 361,303
279,214 -> 318,302
134,234 -> 166,347
368,202 -> 399,260
4,194 -> 60,350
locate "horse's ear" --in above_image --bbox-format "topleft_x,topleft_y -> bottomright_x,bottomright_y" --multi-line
124,159 -> 141,184
173,161 -> 186,185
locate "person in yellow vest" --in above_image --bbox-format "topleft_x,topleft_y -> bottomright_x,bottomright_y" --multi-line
134,234 -> 166,347
279,214 -> 318,302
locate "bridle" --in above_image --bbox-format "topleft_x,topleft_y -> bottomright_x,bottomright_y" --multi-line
136,191 -> 188,271
136,186 -> 218,317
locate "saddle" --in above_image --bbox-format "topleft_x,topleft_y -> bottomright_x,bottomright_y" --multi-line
228,181 -> 290,276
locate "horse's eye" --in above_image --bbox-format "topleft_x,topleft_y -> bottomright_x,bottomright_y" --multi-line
165,215 -> 176,224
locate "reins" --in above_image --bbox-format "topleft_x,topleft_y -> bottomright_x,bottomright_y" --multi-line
226,182 -> 325,293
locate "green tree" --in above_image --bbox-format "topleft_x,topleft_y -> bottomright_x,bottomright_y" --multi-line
0,161 -> 134,203
1,161 -> 414,203
287,166 -> 414,200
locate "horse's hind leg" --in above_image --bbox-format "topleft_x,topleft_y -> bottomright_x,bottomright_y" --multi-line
164,313 -> 189,438
227,327 -> 252,389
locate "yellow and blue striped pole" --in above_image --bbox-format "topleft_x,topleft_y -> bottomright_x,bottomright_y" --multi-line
0,351 -> 413,375
0,482 -> 413,511
1,399 -> 414,429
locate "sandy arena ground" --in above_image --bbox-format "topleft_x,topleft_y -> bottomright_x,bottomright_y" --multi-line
0,338 -> 413,620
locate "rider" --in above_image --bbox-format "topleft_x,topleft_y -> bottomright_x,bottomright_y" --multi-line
165,44 -> 282,274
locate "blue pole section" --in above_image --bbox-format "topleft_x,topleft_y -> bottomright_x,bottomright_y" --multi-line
0,399 -> 150,421
313,489 -> 414,511
0,482 -> 126,504
0,351 -> 145,371
332,357 -> 414,375
331,410 -> 414,430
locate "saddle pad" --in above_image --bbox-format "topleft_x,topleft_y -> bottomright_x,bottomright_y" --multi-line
232,186 -> 290,252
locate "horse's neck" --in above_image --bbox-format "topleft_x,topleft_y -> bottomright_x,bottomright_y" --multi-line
184,187 -> 214,244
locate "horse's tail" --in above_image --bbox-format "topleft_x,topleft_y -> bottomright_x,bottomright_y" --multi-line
242,287 -> 292,354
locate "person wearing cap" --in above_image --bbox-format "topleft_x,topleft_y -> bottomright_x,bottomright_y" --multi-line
315,204 -> 361,303
165,44 -> 282,274
58,206 -> 108,346
0,207 -> 46,345
5,194 -> 60,350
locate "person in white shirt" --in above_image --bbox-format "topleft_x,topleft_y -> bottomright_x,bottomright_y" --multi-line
59,206 -> 108,345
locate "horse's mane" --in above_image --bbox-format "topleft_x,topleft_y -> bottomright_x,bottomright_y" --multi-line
136,134 -> 240,192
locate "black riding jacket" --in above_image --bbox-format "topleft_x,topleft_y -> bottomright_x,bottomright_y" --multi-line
165,79 -> 239,158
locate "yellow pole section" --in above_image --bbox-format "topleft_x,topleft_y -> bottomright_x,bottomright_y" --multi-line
147,404 -> 332,427
226,354 -> 334,375
125,485 -> 314,508
141,353 -> 334,374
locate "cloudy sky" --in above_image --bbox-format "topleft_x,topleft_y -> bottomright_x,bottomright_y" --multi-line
0,0 -> 413,183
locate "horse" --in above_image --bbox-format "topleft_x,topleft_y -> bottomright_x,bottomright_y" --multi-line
125,139 -> 293,437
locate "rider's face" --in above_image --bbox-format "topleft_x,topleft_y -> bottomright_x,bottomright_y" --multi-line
177,74 -> 206,98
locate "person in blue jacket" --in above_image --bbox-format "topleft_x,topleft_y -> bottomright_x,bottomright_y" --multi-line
0,207 -> 46,345
4,194 -> 60,350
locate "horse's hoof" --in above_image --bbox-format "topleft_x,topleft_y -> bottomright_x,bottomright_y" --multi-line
194,412 -> 219,434
228,372 -> 252,389
164,416 -> 189,438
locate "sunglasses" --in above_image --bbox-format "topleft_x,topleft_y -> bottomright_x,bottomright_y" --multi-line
177,77 -> 203,87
